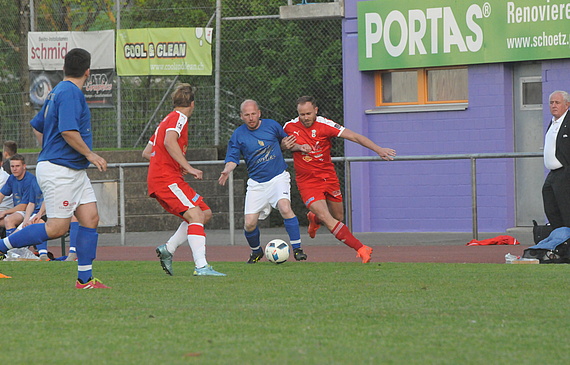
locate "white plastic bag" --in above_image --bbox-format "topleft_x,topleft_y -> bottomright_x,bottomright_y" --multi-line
4,248 -> 40,261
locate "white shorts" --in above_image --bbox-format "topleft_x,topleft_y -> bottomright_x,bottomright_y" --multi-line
36,161 -> 97,219
244,170 -> 291,220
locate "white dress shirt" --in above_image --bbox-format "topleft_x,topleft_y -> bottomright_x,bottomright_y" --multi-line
544,110 -> 568,170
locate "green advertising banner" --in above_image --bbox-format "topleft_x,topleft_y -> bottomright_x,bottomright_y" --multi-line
116,28 -> 212,76
358,0 -> 570,70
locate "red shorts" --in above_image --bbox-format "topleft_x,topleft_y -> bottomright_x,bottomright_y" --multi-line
297,178 -> 343,208
151,181 -> 210,218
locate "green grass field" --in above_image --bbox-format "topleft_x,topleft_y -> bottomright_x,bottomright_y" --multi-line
1,261 -> 568,364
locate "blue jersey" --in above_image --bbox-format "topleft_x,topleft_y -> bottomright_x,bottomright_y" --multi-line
0,172 -> 42,213
26,178 -> 44,215
225,119 -> 288,183
30,80 -> 92,170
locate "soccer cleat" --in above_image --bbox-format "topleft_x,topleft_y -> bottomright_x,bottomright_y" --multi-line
75,278 -> 111,289
356,245 -> 373,263
156,244 -> 174,276
65,252 -> 77,262
293,248 -> 307,261
39,254 -> 50,261
193,265 -> 226,276
307,211 -> 321,239
247,250 -> 264,264
0,251 -> 5,261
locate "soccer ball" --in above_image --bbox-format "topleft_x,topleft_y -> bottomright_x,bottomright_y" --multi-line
265,239 -> 290,264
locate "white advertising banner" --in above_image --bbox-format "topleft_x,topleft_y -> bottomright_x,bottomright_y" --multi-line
28,30 -> 115,70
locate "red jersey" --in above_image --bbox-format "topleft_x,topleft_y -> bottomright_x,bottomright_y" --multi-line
147,110 -> 188,194
283,116 -> 345,184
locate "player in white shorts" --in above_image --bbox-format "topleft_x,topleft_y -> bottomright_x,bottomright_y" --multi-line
219,99 -> 311,263
0,48 -> 109,289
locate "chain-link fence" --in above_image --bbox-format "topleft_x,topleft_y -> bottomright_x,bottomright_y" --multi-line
0,0 -> 345,225
0,0 -> 343,147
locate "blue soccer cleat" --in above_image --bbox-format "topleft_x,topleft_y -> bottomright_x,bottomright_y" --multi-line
193,265 -> 226,276
155,244 -> 174,276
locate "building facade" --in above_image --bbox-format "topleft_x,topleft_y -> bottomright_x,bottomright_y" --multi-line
343,0 -> 570,232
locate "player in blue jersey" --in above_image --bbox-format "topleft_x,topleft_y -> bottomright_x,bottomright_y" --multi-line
0,155 -> 49,260
7,160 -> 50,260
0,48 -> 109,288
0,155 -> 41,235
219,99 -> 311,263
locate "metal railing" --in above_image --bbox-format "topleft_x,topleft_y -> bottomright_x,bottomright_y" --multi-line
339,152 -> 544,241
71,151 -> 542,246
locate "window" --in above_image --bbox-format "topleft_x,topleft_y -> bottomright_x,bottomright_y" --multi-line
375,67 -> 468,106
520,76 -> 542,110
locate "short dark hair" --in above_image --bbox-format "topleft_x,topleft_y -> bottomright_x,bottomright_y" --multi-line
64,48 -> 91,78
296,95 -> 317,107
172,83 -> 195,108
3,140 -> 17,156
10,154 -> 25,164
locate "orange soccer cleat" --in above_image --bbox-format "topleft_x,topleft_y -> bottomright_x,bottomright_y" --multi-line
356,245 -> 373,263
307,211 -> 321,239
75,278 -> 111,289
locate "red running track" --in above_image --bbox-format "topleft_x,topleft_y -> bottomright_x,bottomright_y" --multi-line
95,244 -> 531,264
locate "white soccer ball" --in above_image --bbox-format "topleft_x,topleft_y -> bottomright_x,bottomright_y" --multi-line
265,239 -> 290,264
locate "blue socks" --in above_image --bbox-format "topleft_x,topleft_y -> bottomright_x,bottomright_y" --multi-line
69,221 -> 79,253
36,240 -> 48,255
284,216 -> 302,249
76,226 -> 98,283
242,218 -> 302,252
0,223 -> 50,253
244,226 -> 261,252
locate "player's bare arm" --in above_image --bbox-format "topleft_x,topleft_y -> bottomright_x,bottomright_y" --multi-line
290,143 -> 312,153
164,130 -> 203,180
33,128 -> 43,145
30,202 -> 46,225
22,202 -> 36,228
0,203 -> 28,219
280,135 -> 297,150
218,161 -> 238,186
141,142 -> 153,160
340,128 -> 396,161
61,130 -> 108,171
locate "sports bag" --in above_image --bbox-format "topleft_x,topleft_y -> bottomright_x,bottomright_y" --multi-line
532,220 -> 554,244
523,241 -> 570,264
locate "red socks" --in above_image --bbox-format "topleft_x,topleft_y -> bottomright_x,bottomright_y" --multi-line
332,222 -> 364,251
187,223 -> 206,237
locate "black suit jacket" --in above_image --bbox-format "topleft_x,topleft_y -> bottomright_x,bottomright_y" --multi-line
552,112 -> 570,168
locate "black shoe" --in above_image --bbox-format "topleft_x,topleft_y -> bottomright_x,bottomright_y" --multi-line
247,250 -> 264,264
294,248 -> 307,261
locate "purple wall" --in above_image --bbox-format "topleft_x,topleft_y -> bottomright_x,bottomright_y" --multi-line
542,61 -> 570,123
342,1 -> 570,232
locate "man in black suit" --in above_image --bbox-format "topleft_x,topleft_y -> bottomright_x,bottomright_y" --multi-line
542,90 -> 570,228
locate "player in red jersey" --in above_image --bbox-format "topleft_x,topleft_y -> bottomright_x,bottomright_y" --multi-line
284,96 -> 396,263
143,83 -> 225,277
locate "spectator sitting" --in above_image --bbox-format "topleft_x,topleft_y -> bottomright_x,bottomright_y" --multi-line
0,155 -> 42,240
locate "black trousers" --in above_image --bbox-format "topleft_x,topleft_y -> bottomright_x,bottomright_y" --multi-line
542,167 -> 570,228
